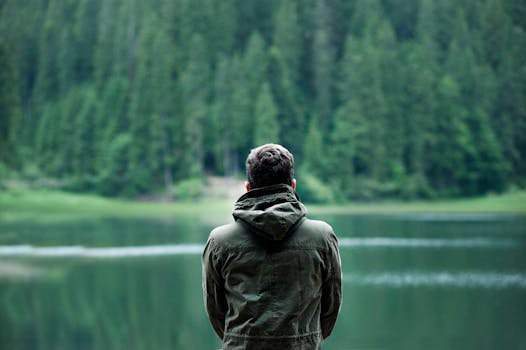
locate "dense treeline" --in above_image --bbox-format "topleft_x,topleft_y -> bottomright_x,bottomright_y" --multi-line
0,0 -> 525,200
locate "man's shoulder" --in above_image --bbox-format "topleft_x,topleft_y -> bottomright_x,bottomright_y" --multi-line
301,218 -> 334,233
209,222 -> 245,244
293,217 -> 337,248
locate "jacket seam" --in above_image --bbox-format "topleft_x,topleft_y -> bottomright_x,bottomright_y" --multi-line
224,331 -> 321,340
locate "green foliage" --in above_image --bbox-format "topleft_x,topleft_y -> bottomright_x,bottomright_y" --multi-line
0,0 -> 525,200
97,133 -> 132,197
295,170 -> 335,204
171,178 -> 203,201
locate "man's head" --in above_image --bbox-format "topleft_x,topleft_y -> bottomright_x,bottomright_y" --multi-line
245,143 -> 295,191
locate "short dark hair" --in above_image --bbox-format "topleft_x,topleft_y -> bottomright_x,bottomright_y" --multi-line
246,144 -> 295,189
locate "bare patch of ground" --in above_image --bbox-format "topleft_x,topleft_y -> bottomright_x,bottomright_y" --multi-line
204,176 -> 246,201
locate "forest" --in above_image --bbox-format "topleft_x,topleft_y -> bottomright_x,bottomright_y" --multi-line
0,0 -> 525,201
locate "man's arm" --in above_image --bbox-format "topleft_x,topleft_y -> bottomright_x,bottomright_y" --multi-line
202,237 -> 228,339
320,231 -> 342,339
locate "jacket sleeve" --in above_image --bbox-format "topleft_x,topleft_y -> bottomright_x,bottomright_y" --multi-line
320,230 -> 342,339
202,237 -> 228,340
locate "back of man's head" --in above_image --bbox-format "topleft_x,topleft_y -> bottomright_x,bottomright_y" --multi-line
246,144 -> 294,189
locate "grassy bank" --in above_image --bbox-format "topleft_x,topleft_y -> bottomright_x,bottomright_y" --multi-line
0,189 -> 234,222
309,191 -> 526,215
1,188 -> 525,222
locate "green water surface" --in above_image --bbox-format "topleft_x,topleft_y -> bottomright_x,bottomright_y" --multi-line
1,214 -> 525,350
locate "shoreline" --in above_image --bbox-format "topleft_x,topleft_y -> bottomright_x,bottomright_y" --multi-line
1,188 -> 525,223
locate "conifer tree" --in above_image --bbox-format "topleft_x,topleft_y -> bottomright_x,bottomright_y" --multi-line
399,43 -> 436,195
209,55 -> 236,175
208,0 -> 237,56
429,75 -> 473,195
0,43 -> 21,167
243,31 -> 269,147
494,27 -> 526,185
244,32 -> 268,104
72,86 -> 98,189
94,76 -> 129,195
445,8 -> 506,193
254,82 -> 279,146
481,0 -> 510,69
71,0 -> 99,83
178,33 -> 210,178
303,117 -> 325,178
271,0 -> 304,153
229,54 -> 252,158
93,1 -> 118,88
312,0 -> 334,132
32,0 -> 62,107
329,103 -> 360,198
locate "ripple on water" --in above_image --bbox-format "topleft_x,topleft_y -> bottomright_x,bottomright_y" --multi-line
344,271 -> 526,289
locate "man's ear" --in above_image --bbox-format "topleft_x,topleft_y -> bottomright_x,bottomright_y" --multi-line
291,178 -> 296,190
245,181 -> 251,192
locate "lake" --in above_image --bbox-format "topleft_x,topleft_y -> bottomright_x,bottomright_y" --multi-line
0,212 -> 525,349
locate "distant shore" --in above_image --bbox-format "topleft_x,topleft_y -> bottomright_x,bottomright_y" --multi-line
1,187 -> 525,223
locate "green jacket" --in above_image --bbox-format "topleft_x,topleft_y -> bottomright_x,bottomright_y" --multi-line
202,184 -> 342,349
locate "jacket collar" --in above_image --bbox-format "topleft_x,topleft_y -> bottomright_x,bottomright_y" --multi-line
232,184 -> 306,241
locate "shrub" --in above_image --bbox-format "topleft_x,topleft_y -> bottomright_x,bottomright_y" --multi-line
295,171 -> 335,204
171,178 -> 203,201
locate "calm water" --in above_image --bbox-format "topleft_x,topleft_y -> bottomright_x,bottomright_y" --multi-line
0,213 -> 525,350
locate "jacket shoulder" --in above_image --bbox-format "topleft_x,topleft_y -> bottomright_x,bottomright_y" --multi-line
208,222 -> 247,246
301,218 -> 334,234
299,218 -> 335,239
294,218 -> 337,247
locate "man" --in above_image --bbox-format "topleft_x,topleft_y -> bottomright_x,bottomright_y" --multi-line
202,143 -> 342,349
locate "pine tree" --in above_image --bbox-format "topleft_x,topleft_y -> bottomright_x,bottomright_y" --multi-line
94,76 -> 130,195
312,0 -> 334,132
270,0 -> 305,153
244,32 -> 268,103
253,82 -> 279,146
32,0 -> 62,107
339,32 -> 389,181
229,54 -> 252,159
0,42 -> 22,167
429,75 -> 473,195
72,86 -> 98,189
481,0 -> 511,69
446,8 -> 507,193
93,1 -> 118,88
243,31 -> 269,146
303,117 -> 325,178
178,33 -> 210,178
328,102 -> 360,198
494,25 -> 526,186
207,0 -> 237,57
375,20 -> 405,182
209,55 -> 236,175
71,0 -> 99,83
33,102 -> 55,172
398,42 -> 436,196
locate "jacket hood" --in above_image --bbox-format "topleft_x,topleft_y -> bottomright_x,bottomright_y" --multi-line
232,184 -> 307,241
